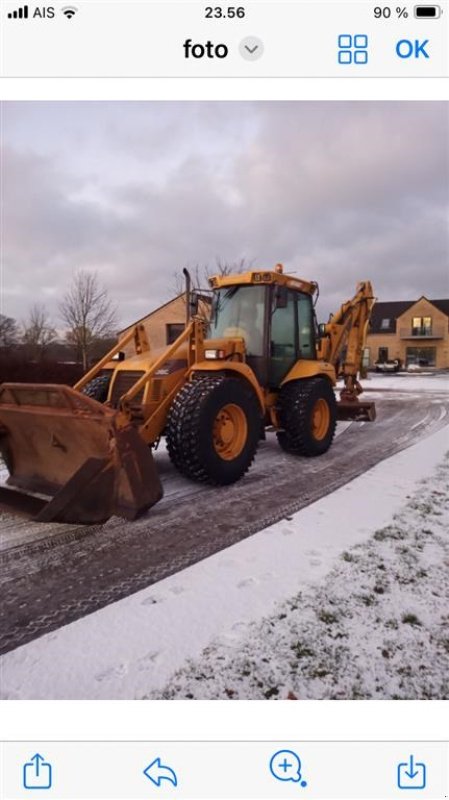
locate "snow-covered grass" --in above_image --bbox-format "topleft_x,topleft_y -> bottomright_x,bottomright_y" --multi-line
362,372 -> 449,392
149,455 -> 449,700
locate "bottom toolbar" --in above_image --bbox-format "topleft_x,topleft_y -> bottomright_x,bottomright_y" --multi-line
1,741 -> 448,799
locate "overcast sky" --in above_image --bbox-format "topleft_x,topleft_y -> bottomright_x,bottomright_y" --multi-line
2,101 -> 448,329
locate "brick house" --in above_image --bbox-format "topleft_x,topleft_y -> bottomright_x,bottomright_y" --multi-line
366,296 -> 449,369
119,293 -> 211,356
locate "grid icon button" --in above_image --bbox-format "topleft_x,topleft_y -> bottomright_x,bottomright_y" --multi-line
337,34 -> 369,65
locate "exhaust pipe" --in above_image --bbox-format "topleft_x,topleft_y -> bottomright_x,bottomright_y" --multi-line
183,267 -> 192,325
183,268 -> 198,323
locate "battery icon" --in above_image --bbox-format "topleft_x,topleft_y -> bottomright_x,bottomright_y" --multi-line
414,5 -> 441,17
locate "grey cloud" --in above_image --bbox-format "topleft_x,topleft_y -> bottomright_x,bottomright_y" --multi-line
2,101 -> 448,328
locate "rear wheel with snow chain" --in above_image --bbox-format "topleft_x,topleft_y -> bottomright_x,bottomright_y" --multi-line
277,377 -> 337,457
81,374 -> 111,403
166,375 -> 261,485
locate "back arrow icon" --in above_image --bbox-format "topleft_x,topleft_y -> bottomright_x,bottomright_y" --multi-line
143,757 -> 178,787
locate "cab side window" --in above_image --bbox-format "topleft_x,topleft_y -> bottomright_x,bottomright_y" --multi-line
269,290 -> 297,386
298,293 -> 315,359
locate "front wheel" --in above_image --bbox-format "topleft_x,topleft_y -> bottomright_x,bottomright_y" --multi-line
81,374 -> 111,403
166,375 -> 261,484
277,377 -> 337,457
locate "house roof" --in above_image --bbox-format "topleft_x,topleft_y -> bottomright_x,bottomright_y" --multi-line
432,298 -> 449,316
120,292 -> 211,334
370,297 -> 449,334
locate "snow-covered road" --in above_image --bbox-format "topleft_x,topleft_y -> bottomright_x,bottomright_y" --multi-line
0,374 -> 448,699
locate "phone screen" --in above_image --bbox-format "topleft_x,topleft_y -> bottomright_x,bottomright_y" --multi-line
0,2 -> 448,798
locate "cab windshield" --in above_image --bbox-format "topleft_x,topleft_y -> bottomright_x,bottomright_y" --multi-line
209,285 -> 266,357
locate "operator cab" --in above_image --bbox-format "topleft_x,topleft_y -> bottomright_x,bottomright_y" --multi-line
208,266 -> 317,388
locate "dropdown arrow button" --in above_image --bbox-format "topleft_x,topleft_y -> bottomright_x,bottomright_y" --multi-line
239,36 -> 264,61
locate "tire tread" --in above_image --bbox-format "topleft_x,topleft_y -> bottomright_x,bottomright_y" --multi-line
277,377 -> 337,457
166,375 -> 259,484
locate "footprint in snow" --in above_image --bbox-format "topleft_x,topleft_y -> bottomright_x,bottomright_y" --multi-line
237,577 -> 256,589
95,663 -> 128,683
137,651 -> 160,670
141,596 -> 159,606
170,585 -> 186,596
231,621 -> 247,632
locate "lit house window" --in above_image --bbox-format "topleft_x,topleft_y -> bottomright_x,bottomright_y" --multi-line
412,316 -> 432,335
380,319 -> 390,330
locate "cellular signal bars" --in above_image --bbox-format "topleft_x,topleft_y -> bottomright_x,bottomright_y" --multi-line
7,5 -> 28,18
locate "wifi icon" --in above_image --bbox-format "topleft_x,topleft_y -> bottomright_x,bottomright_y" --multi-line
62,6 -> 77,18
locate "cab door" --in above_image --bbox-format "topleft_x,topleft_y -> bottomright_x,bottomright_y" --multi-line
268,289 -> 316,387
268,288 -> 298,387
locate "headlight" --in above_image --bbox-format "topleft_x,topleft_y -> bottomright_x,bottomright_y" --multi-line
205,349 -> 226,359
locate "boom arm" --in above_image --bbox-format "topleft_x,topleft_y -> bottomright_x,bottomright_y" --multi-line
317,281 -> 376,404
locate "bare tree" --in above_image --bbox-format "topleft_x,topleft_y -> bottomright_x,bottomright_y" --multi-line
22,304 -> 56,360
169,257 -> 253,299
0,314 -> 19,348
60,270 -> 118,370
215,257 -> 251,277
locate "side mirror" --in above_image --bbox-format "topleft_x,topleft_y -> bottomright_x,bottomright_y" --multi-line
318,323 -> 328,338
274,285 -> 288,310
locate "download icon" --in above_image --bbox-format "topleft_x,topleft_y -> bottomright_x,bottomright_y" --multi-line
397,755 -> 426,790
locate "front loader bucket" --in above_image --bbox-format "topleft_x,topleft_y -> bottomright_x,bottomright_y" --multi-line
337,399 -> 376,422
0,383 -> 163,524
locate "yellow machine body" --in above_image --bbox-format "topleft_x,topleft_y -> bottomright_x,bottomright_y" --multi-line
0,266 -> 376,523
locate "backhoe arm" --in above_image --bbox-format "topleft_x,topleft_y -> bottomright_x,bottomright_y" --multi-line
317,281 -> 376,418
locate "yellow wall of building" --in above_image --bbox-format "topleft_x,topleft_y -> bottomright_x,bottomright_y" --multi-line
119,294 -> 211,356
120,295 -> 187,356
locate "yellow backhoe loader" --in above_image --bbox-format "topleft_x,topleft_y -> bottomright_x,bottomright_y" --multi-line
0,266 -> 376,524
